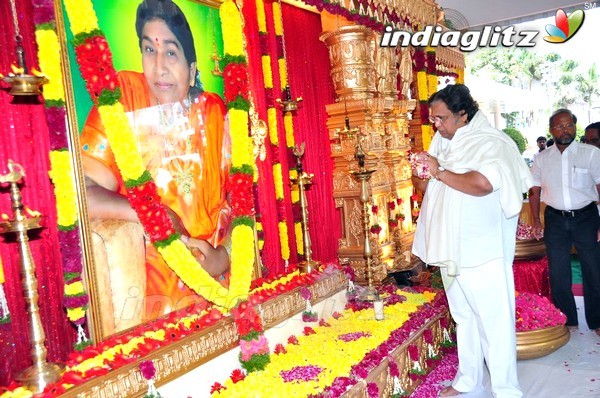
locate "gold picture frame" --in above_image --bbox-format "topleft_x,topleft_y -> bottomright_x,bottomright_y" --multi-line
53,0 -> 261,343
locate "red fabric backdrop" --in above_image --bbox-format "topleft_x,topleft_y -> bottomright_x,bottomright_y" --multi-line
281,4 -> 341,263
0,0 -> 75,386
242,0 -> 340,274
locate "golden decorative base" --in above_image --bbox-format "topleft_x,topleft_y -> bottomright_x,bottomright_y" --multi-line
516,325 -> 570,360
358,285 -> 379,302
2,74 -> 48,96
15,362 -> 63,393
298,259 -> 321,274
515,239 -> 546,261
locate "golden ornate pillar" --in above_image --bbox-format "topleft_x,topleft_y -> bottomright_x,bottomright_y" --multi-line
320,19 -> 417,285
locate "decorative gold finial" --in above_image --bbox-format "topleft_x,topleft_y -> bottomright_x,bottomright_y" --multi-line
276,86 -> 303,113
210,41 -> 223,77
249,104 -> 268,161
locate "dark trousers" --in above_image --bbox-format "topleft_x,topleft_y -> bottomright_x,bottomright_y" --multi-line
544,204 -> 600,330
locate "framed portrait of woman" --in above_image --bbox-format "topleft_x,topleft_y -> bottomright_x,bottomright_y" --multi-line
57,0 -> 233,341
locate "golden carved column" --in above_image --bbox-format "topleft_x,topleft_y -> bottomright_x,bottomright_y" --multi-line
320,23 -> 395,286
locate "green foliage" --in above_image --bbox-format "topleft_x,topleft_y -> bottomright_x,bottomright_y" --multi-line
468,49 -> 600,111
240,353 -> 270,373
502,127 -> 527,154
501,112 -> 519,128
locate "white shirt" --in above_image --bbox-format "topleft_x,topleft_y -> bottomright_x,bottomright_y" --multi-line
530,141 -> 600,211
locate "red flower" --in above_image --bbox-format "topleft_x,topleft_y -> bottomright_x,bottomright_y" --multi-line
424,329 -> 433,344
74,36 -> 119,103
303,326 -> 316,336
223,63 -> 249,103
110,352 -> 136,369
371,205 -> 379,214
229,172 -> 255,217
370,224 -> 382,235
231,301 -> 263,335
54,370 -> 86,386
127,181 -> 175,242
210,382 -> 226,394
230,369 -> 246,383
420,103 -> 430,124
274,343 -> 287,354
408,344 -> 419,361
287,335 -> 299,345
84,366 -> 110,378
388,201 -> 396,211
413,48 -> 426,71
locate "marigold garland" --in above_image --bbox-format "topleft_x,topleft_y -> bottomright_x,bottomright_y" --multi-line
414,48 -> 432,150
257,0 -> 291,264
219,0 -> 267,372
61,0 -> 254,311
456,68 -> 464,84
32,0 -> 89,349
273,0 -> 303,261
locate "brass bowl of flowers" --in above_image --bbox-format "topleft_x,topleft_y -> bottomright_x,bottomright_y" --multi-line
514,239 -> 546,261
515,292 -> 569,360
516,324 -> 570,360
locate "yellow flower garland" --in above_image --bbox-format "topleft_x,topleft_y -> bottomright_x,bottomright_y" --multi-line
278,222 -> 290,261
48,151 -> 78,227
295,222 -> 303,255
417,70 -> 432,150
267,107 -> 279,145
35,29 -> 64,102
456,68 -> 464,84
219,0 -> 244,56
229,109 -> 252,168
0,387 -> 32,398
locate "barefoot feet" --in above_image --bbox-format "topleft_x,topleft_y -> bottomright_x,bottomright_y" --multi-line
438,386 -> 462,397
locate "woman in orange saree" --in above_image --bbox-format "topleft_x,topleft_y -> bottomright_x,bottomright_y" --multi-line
80,0 -> 231,321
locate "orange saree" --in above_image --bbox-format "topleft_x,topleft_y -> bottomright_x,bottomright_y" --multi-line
81,71 -> 231,318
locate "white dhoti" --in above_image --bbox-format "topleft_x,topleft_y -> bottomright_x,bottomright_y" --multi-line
442,256 -> 521,398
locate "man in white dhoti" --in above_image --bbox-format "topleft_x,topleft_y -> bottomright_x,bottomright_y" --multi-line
412,85 -> 533,397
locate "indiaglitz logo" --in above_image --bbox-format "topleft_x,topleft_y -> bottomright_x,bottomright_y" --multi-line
380,8 -> 587,51
379,25 -> 539,52
543,8 -> 585,43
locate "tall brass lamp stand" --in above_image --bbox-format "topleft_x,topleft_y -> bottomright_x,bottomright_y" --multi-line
291,143 -> 321,273
0,161 -> 61,393
351,141 -> 379,302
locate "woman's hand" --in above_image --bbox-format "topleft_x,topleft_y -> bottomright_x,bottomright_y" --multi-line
182,236 -> 230,277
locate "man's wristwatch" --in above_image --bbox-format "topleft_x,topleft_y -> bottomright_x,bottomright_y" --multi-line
435,166 -> 445,180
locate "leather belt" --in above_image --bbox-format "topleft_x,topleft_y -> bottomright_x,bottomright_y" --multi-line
546,202 -> 596,218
